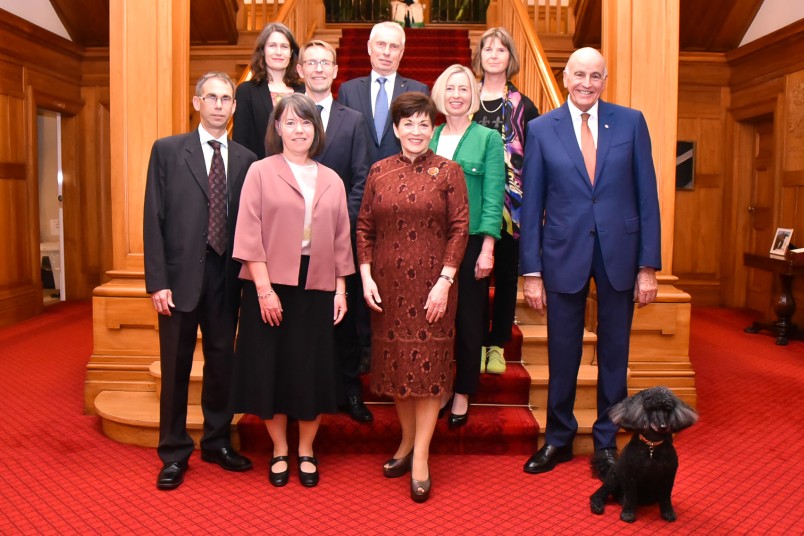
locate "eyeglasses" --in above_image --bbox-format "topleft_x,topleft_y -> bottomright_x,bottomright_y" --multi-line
302,59 -> 334,69
200,95 -> 234,105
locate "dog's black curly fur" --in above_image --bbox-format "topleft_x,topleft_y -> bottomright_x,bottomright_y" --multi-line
589,386 -> 698,523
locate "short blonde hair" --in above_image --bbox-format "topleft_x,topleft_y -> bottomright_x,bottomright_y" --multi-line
431,64 -> 480,116
300,39 -> 337,64
472,27 -> 520,80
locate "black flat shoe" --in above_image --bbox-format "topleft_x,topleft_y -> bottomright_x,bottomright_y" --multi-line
201,446 -> 253,472
410,468 -> 431,503
447,403 -> 470,429
157,462 -> 187,490
523,444 -> 573,474
268,456 -> 290,487
383,450 -> 413,478
298,455 -> 319,487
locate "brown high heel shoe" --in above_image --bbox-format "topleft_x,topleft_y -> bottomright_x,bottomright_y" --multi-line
383,450 -> 413,478
410,466 -> 431,503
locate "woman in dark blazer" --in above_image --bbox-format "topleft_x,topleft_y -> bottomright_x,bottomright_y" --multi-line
232,22 -> 304,159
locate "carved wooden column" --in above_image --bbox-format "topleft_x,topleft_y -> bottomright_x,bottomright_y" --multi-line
598,0 -> 697,405
85,0 -> 190,412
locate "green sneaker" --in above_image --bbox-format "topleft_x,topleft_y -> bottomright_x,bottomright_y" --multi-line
480,347 -> 487,373
486,346 -> 506,374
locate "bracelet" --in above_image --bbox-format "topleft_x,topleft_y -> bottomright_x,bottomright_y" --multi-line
481,253 -> 494,260
257,289 -> 275,299
439,274 -> 454,285
335,291 -> 348,296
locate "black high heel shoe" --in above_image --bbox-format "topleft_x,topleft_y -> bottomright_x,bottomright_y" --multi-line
410,466 -> 431,503
448,401 -> 470,429
268,455 -> 289,487
298,455 -> 319,487
383,450 -> 413,478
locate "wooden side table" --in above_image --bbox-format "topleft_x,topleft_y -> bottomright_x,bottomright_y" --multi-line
743,253 -> 804,345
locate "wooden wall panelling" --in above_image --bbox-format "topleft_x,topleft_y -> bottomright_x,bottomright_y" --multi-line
48,0 -> 110,47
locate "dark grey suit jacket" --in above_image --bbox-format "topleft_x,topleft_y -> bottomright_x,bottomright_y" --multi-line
315,101 -> 371,228
232,79 -> 304,159
336,73 -> 429,164
143,131 -> 258,312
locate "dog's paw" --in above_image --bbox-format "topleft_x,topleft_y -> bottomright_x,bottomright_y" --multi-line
620,511 -> 636,523
590,497 -> 605,515
661,509 -> 677,522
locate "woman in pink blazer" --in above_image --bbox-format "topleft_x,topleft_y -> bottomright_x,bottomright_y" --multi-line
231,94 -> 354,488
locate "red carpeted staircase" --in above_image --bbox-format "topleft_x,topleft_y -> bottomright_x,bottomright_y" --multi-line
332,27 -> 473,98
240,27 -> 537,456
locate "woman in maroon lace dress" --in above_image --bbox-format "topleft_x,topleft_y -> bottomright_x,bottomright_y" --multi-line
356,92 -> 468,503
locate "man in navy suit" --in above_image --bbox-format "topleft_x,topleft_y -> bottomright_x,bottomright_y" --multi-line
144,72 -> 256,490
336,21 -> 429,165
297,40 -> 374,423
519,48 -> 662,476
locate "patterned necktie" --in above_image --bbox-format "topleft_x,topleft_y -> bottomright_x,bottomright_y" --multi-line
580,112 -> 596,183
207,140 -> 227,255
374,77 -> 388,144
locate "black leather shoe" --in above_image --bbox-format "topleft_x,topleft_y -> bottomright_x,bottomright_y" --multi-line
156,462 -> 187,490
447,404 -> 470,429
269,456 -> 290,487
590,447 -> 618,481
523,444 -> 573,474
201,446 -> 253,472
298,455 -> 319,487
345,394 -> 374,423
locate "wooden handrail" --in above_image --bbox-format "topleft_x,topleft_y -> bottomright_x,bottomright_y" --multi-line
490,0 -> 564,113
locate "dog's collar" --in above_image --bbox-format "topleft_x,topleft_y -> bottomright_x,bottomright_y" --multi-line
639,434 -> 665,460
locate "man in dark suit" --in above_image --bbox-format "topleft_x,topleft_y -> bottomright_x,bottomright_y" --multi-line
336,21 -> 429,164
144,72 -> 257,490
519,48 -> 662,476
297,40 -> 374,423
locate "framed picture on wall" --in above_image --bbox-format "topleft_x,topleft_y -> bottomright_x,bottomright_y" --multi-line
770,228 -> 793,256
676,141 -> 695,190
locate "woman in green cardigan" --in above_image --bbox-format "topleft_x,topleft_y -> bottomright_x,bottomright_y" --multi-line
429,64 -> 505,428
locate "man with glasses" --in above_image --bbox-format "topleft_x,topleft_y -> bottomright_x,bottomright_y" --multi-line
144,72 -> 257,490
297,40 -> 375,423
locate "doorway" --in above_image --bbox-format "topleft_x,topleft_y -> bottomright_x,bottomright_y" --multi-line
37,110 -> 65,305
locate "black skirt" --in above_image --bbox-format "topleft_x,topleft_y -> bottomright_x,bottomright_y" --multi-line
231,256 -> 340,420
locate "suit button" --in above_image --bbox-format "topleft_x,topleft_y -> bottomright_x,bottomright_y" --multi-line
200,257 -> 204,262
592,198 -> 598,203
590,230 -> 596,236
472,168 -> 477,172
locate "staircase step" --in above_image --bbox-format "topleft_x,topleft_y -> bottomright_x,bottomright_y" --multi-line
525,363 -> 603,409
239,404 -> 537,455
149,360 -> 203,403
519,324 -> 597,365
93,390 -> 241,449
532,408 -> 629,456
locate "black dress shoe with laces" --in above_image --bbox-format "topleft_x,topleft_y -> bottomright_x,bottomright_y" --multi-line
157,462 -> 187,490
523,444 -> 573,474
345,394 -> 374,423
201,447 -> 253,472
590,447 -> 618,481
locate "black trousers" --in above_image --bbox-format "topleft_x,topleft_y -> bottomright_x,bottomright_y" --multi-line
334,272 -> 366,398
157,250 -> 236,465
486,229 -> 519,347
454,235 -> 490,395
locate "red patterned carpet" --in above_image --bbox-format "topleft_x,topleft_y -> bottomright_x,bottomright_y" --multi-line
0,302 -> 802,534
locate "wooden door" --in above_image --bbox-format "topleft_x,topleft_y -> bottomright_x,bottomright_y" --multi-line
744,116 -> 776,314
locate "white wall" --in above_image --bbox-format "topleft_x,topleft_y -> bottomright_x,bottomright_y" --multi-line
0,0 -> 70,40
741,0 -> 804,46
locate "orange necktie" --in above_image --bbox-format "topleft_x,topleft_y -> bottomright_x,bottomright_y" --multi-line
581,112 -> 596,183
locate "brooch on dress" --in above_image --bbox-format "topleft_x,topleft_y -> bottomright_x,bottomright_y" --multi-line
427,167 -> 439,176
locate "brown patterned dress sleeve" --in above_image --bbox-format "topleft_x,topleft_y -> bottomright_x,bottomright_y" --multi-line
356,164 -> 379,266
441,161 -> 469,268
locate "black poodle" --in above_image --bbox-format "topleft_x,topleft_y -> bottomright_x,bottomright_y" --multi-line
590,386 -> 698,523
